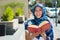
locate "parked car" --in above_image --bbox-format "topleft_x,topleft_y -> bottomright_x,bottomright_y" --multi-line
46,7 -> 59,18
58,10 -> 60,23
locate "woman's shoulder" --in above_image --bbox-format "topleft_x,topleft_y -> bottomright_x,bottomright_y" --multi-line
26,19 -> 34,22
41,20 -> 49,24
24,19 -> 34,25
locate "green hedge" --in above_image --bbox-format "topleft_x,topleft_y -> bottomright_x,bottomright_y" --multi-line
16,8 -> 23,16
2,6 -> 14,21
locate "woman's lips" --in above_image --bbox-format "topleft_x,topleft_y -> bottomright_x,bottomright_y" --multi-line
36,14 -> 41,16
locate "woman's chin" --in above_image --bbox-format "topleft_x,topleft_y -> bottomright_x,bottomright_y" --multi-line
37,17 -> 41,18
36,16 -> 41,18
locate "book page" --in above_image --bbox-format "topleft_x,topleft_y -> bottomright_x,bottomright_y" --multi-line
39,21 -> 49,28
28,25 -> 38,28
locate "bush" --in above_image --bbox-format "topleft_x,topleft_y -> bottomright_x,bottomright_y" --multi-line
16,8 -> 23,16
2,6 -> 14,21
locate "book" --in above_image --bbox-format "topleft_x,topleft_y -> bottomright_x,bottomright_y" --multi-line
28,23 -> 50,33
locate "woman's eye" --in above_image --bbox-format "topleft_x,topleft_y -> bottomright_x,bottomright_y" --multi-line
39,9 -> 42,11
35,10 -> 38,12
35,9 -> 42,12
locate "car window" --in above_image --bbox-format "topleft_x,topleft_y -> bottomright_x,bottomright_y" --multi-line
50,9 -> 57,11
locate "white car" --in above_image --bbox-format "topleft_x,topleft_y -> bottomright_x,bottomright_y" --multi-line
58,10 -> 60,23
46,7 -> 59,18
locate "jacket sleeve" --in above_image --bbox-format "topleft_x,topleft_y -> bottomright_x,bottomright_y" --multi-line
24,22 -> 28,30
45,24 -> 54,40
46,36 -> 53,40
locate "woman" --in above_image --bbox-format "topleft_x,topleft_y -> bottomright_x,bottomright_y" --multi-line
25,4 -> 54,40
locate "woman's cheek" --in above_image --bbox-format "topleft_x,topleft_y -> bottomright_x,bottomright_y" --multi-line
35,13 -> 42,18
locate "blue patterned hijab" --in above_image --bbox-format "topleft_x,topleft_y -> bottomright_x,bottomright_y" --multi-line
31,4 -> 49,25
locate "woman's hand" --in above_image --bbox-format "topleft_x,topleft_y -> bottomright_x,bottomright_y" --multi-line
25,31 -> 40,40
25,32 -> 32,40
41,33 -> 46,40
31,32 -> 40,39
32,32 -> 47,40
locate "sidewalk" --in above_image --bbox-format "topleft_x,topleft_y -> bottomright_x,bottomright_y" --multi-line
0,24 -> 25,40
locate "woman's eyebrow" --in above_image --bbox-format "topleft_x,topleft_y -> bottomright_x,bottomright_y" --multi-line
39,9 -> 42,10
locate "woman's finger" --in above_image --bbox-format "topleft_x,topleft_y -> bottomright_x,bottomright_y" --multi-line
41,33 -> 46,40
32,32 -> 39,37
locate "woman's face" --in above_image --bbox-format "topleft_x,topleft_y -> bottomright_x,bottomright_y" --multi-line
34,7 -> 42,18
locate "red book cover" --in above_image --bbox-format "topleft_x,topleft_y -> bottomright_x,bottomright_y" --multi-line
28,23 -> 50,33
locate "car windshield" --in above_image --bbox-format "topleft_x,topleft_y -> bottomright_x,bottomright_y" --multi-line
50,9 -> 57,11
